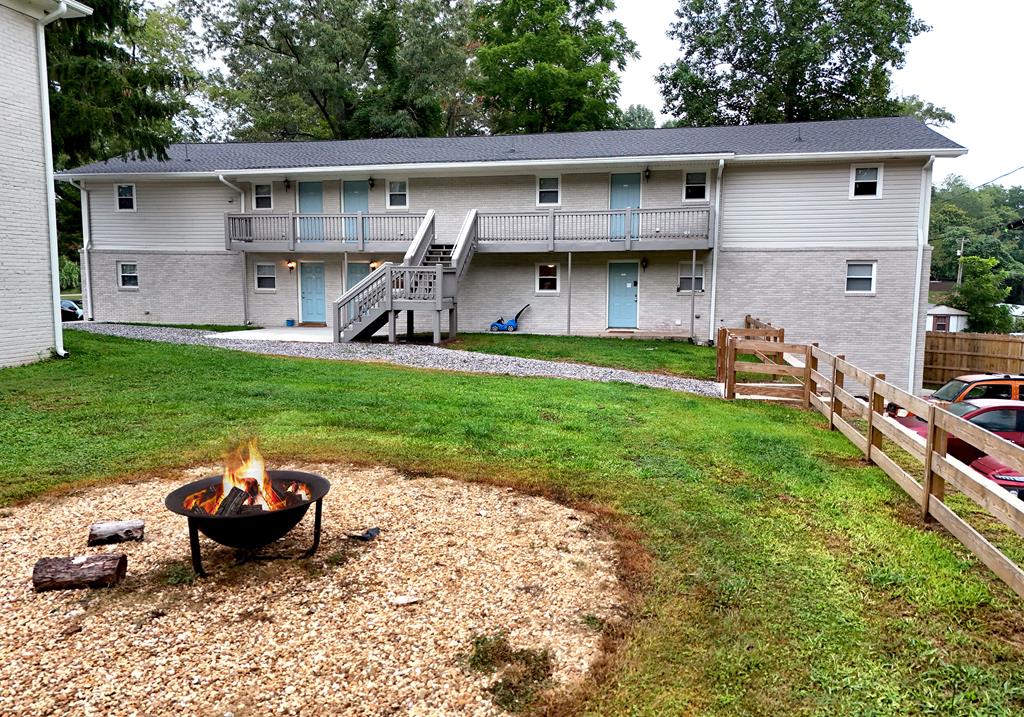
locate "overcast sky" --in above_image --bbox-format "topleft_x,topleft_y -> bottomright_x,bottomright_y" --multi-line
612,0 -> 1024,188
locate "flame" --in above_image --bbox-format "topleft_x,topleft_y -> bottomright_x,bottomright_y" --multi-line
183,440 -> 307,515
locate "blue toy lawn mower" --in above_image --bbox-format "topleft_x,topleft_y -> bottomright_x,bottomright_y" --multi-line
489,304 -> 530,332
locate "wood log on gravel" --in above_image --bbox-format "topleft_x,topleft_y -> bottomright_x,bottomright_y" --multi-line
87,520 -> 145,546
32,554 -> 127,592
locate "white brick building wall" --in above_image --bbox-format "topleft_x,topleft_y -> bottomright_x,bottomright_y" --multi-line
0,3 -> 56,367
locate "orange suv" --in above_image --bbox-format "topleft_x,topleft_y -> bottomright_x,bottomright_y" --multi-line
928,374 -> 1024,403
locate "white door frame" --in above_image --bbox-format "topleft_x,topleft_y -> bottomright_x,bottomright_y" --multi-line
605,259 -> 641,330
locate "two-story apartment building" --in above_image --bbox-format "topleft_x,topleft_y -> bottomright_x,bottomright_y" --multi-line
0,0 -> 90,367
57,117 -> 964,391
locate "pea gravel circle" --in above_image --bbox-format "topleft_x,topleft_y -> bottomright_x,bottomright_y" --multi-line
0,463 -> 626,716
68,323 -> 721,398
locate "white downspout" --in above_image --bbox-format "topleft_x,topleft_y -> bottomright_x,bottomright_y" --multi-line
707,158 -> 726,342
39,2 -> 69,356
908,155 -> 935,392
68,179 -> 92,320
218,174 -> 248,324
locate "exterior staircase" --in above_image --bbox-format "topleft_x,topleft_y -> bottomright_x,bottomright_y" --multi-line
332,210 -> 478,343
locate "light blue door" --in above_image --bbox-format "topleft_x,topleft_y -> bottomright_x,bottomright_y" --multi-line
345,262 -> 372,320
343,180 -> 370,240
300,263 -> 326,323
608,262 -> 639,328
298,182 -> 324,239
609,173 -> 641,239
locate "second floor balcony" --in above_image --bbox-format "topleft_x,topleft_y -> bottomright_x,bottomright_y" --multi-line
224,212 -> 425,253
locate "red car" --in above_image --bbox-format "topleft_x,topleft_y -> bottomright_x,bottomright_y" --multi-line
896,399 -> 1024,465
969,456 -> 1024,499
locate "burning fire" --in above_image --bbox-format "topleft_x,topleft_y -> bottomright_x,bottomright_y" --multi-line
183,440 -> 312,516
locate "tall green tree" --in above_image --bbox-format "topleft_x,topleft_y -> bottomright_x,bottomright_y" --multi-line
618,104 -> 656,129
657,0 -> 942,126
949,257 -> 1013,334
472,0 -> 637,134
184,0 -> 473,140
47,0 -> 193,258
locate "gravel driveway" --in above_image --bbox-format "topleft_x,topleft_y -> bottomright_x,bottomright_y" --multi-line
68,323 -> 721,398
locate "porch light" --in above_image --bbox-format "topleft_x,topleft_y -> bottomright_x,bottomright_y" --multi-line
369,261 -> 381,270
368,177 -> 375,189
284,178 -> 292,191
286,261 -> 297,272
644,166 -> 651,182
640,257 -> 648,272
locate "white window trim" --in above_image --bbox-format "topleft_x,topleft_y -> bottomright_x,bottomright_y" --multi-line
254,262 -> 277,292
535,262 -> 560,295
677,261 -> 706,293
849,164 -> 884,200
115,183 -> 137,213
386,179 -> 410,210
253,183 -> 273,211
682,171 -> 709,203
845,260 -> 877,295
117,261 -> 139,291
536,175 -> 562,207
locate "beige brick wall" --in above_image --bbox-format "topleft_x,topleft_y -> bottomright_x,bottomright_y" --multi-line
88,250 -> 246,325
0,4 -> 56,367
713,246 -> 929,391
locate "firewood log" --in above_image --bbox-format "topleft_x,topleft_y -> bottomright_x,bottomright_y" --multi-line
87,520 -> 145,546
216,487 -> 250,517
32,554 -> 127,592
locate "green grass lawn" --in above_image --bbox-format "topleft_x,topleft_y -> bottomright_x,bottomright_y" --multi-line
448,333 -> 720,379
2,332 -> 1023,715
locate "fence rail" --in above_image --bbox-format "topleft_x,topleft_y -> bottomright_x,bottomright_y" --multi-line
719,321 -> 1024,599
924,331 -> 1024,385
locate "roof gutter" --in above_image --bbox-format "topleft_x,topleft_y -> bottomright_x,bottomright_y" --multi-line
39,2 -> 69,357
908,154 -> 936,392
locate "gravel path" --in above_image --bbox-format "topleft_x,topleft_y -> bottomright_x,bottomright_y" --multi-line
0,463 -> 624,716
68,323 -> 722,398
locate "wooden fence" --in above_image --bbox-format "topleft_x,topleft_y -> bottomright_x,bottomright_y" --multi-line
720,330 -> 1024,599
924,331 -> 1024,385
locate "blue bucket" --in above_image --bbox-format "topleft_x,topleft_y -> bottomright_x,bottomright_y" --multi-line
285,319 -> 296,327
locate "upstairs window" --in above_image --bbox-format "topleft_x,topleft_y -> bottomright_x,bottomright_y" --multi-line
387,180 -> 408,208
850,165 -> 883,198
118,262 -> 138,289
678,261 -> 705,292
253,184 -> 273,210
536,263 -> 559,293
255,263 -> 276,291
846,261 -> 876,294
537,177 -> 560,205
116,184 -> 136,212
684,172 -> 707,201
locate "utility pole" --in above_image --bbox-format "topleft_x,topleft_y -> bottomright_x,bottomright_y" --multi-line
956,234 -> 966,285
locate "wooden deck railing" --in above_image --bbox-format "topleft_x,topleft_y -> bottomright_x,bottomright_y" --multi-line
225,212 -> 426,249
475,206 -> 710,247
719,323 -> 1024,599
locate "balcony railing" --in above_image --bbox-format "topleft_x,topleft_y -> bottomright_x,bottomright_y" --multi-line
225,212 -> 427,251
475,206 -> 711,250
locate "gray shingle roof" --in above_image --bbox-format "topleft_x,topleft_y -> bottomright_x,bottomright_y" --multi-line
62,116 -> 964,176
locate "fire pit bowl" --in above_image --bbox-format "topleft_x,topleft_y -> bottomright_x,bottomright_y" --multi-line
165,469 -> 330,576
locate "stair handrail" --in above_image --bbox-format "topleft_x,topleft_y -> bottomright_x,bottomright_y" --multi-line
332,262 -> 394,340
451,208 -> 478,281
402,209 -> 436,266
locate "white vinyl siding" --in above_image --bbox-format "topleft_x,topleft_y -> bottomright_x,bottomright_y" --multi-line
719,160 -> 922,249
90,180 -> 241,251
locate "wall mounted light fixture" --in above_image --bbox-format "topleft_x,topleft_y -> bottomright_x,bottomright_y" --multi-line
369,260 -> 381,270
640,257 -> 648,272
286,260 -> 297,272
284,178 -> 292,191
368,177 -> 375,190
643,166 -> 651,182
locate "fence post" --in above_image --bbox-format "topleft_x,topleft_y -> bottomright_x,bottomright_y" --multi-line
725,336 -> 737,400
921,405 -> 947,521
288,212 -> 296,251
547,208 -> 555,251
624,207 -> 633,250
716,327 -> 727,381
808,343 -> 819,396
356,211 -> 365,251
802,344 -> 812,409
829,354 -> 845,430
